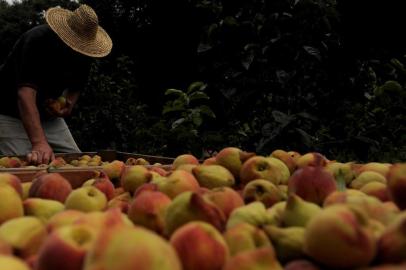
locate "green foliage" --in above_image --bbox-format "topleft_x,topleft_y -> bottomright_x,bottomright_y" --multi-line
159,82 -> 216,156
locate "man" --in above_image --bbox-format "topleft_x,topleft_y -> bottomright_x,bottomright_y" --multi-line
0,4 -> 112,165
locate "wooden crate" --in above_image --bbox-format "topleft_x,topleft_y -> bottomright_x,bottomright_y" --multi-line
0,150 -> 174,187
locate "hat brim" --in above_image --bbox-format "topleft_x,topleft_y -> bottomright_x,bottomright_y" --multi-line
45,7 -> 112,58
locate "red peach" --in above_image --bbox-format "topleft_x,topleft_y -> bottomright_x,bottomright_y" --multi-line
127,190 -> 171,234
288,166 -> 337,205
170,221 -> 229,270
0,173 -> 23,197
202,187 -> 244,219
29,173 -> 72,203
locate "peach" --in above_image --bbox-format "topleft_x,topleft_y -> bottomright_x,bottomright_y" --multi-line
192,165 -> 235,188
263,225 -> 306,263
25,254 -> 38,268
367,264 -> 406,270
282,194 -> 321,227
325,192 -> 398,226
0,216 -> 47,258
164,191 -> 226,236
0,255 -> 30,270
133,157 -> 150,165
82,172 -> 115,200
0,238 -> 12,255
120,165 -> 152,195
113,186 -> 126,196
242,179 -> 285,208
0,156 -> 22,168
48,157 -> 67,168
223,223 -> 272,256
21,182 -> 32,200
170,221 -> 229,270
29,173 -> 72,203
149,166 -> 168,176
382,201 -> 400,213
153,170 -> 200,199
65,186 -> 107,212
125,157 -> 137,165
79,155 -> 92,162
325,161 -> 356,185
288,166 -> 337,205
303,205 -> 376,269
127,190 -> 171,234
270,149 -> 296,174
73,208 -> 133,233
284,260 -> 321,270
351,171 -> 387,189
0,173 -> 23,196
215,147 -> 255,179
240,156 -> 287,185
226,202 -> 271,229
202,187 -> 244,219
83,225 -> 182,270
222,247 -> 282,270
87,155 -> 102,167
295,152 -> 328,168
0,183 -> 24,224
386,163 -> 406,209
356,162 -> 391,177
376,212 -> 406,264
287,151 -> 301,163
277,184 -> 288,195
266,201 -> 286,226
175,164 -> 198,174
35,224 -> 96,270
323,189 -> 366,206
102,160 -> 125,180
134,182 -> 159,197
172,154 -> 200,169
46,210 -> 86,233
266,156 -> 291,185
23,198 -> 65,222
360,182 -> 390,201
106,191 -> 132,213
202,156 -> 217,165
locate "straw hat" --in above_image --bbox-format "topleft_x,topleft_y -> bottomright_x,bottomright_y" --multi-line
45,4 -> 112,58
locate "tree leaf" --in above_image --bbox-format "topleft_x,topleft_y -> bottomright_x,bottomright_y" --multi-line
188,81 -> 207,93
303,46 -> 321,61
171,118 -> 186,129
165,88 -> 184,96
192,114 -> 203,126
198,105 -> 216,118
295,128 -> 313,147
242,51 -> 255,70
189,91 -> 210,102
296,112 -> 318,121
272,110 -> 293,125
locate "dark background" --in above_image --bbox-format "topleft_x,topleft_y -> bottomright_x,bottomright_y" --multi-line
1,0 -> 405,162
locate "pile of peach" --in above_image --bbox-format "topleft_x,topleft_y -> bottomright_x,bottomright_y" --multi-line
0,147 -> 406,270
0,154 -> 152,169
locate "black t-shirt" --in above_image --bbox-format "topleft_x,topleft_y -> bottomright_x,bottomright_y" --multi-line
0,24 -> 92,118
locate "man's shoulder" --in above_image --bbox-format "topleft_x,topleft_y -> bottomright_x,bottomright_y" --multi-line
22,24 -> 53,41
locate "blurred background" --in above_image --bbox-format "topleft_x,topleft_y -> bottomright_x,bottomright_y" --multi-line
0,0 -> 405,162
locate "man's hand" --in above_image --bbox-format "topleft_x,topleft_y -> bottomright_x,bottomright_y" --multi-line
27,141 -> 55,165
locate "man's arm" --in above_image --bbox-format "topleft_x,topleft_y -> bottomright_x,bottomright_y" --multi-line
18,87 -> 54,164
